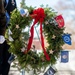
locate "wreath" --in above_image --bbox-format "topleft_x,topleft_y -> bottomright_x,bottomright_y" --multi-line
6,6 -> 65,74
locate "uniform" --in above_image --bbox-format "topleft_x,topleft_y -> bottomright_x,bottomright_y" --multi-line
0,0 -> 16,75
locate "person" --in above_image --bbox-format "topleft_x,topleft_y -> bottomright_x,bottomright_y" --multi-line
0,0 -> 16,75
4,0 -> 17,16
4,0 -> 17,26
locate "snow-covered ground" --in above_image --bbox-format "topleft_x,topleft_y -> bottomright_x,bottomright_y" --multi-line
55,50 -> 75,75
9,50 -> 75,75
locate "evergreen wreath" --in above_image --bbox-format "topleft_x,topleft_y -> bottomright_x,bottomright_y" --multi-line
6,6 -> 65,74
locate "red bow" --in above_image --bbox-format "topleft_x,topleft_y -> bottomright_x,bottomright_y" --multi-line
25,8 -> 50,61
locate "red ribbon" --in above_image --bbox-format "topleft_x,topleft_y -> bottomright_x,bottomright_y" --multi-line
25,8 -> 50,61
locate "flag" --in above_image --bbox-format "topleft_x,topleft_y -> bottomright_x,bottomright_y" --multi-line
20,9 -> 25,16
54,15 -> 64,28
61,51 -> 69,63
62,34 -> 72,45
8,54 -> 15,64
44,66 -> 56,75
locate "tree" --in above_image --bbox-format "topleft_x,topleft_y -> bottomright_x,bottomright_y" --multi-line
20,0 -> 26,8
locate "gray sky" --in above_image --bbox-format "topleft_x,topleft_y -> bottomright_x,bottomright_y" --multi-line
16,0 -> 59,9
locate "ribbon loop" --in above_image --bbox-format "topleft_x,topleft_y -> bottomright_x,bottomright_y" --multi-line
31,8 -> 45,22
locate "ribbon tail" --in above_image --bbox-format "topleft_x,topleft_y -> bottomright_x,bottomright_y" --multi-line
40,22 -> 50,61
25,20 -> 38,53
26,25 -> 34,52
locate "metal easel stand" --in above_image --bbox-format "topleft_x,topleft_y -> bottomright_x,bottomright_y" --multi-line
20,69 -> 25,75
34,26 -> 41,44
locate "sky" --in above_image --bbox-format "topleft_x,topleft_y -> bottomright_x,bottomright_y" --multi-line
16,0 -> 59,9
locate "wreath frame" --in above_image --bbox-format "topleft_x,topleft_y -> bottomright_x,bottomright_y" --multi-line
6,6 -> 65,73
